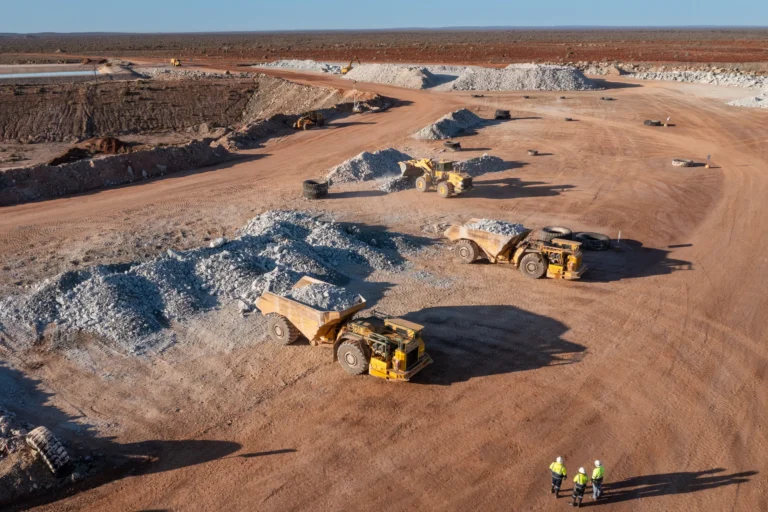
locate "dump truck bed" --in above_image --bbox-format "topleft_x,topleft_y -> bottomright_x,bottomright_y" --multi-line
255,276 -> 367,343
444,219 -> 530,259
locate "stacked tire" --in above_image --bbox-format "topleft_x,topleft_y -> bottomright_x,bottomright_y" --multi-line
530,226 -> 572,242
574,232 -> 611,251
303,179 -> 329,199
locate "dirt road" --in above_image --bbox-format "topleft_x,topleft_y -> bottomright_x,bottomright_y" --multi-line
1,69 -> 766,511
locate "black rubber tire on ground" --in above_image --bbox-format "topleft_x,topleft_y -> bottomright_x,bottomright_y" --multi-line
519,253 -> 547,279
26,426 -> 71,476
415,176 -> 429,193
565,117 -> 573,122
574,232 -> 611,251
266,313 -> 301,345
302,179 -> 329,199
531,226 -> 573,242
337,340 -> 369,375
443,141 -> 461,151
494,109 -> 511,119
437,182 -> 454,198
455,239 -> 480,263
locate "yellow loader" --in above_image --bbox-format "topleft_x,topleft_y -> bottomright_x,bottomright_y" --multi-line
170,58 -> 181,67
399,158 -> 473,198
293,111 -> 325,130
255,276 -> 432,381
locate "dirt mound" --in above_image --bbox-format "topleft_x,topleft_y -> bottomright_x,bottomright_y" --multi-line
413,108 -> 483,140
326,148 -> 411,184
448,64 -> 597,91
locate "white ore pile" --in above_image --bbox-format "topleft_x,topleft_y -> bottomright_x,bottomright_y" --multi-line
413,108 -> 484,140
255,59 -> 342,74
326,148 -> 412,184
447,64 -> 597,91
286,282 -> 362,311
465,219 -> 527,236
344,64 -> 436,89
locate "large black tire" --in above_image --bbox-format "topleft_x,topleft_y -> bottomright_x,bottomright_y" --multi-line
415,176 -> 429,193
302,179 -> 329,199
26,426 -> 71,476
494,109 -> 511,119
531,226 -> 573,242
437,181 -> 454,198
574,232 -> 611,251
455,239 -> 480,263
266,313 -> 301,345
519,253 -> 547,279
337,340 -> 369,375
443,141 -> 461,151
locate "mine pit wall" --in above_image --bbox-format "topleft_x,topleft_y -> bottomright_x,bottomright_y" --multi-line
0,140 -> 230,206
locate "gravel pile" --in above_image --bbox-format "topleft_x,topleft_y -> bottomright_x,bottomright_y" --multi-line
378,176 -> 415,193
286,282 -> 362,311
728,92 -> 768,109
413,108 -> 484,140
454,154 -> 509,176
344,64 -> 436,89
447,64 -> 597,91
465,219 -> 527,236
326,148 -> 411,184
0,211 -> 421,355
255,59 -> 341,74
138,68 -> 253,80
630,70 -> 768,89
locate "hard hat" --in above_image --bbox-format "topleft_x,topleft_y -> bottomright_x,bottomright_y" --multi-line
579,467 -> 586,474
595,460 -> 601,467
556,456 -> 563,463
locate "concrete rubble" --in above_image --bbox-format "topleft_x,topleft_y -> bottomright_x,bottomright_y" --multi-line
465,219 -> 527,236
413,108 -> 483,140
326,148 -> 412,184
0,211 -> 423,355
285,282 -> 362,311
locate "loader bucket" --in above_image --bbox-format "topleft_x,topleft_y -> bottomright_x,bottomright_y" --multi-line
255,276 -> 367,343
399,161 -> 423,178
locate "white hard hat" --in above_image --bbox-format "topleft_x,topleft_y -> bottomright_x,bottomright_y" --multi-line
556,456 -> 563,463
595,460 -> 601,467
579,467 -> 586,474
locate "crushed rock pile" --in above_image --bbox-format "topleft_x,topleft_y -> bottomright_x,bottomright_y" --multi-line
454,154 -> 509,176
465,219 -> 527,236
630,70 -> 768,89
413,108 -> 483,140
447,64 -> 597,91
0,211 -> 422,355
326,148 -> 411,184
139,68 -> 253,80
286,282 -> 362,311
378,176 -> 415,193
728,92 -> 768,109
344,64 -> 436,89
255,59 -> 341,74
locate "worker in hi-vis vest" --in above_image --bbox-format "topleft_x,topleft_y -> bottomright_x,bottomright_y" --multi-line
570,467 -> 588,507
549,457 -> 567,497
591,460 -> 605,500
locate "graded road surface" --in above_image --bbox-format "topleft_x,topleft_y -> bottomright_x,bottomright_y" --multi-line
1,66 -> 766,511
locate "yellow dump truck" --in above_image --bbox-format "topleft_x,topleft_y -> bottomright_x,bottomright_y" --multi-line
255,276 -> 432,381
444,220 -> 587,280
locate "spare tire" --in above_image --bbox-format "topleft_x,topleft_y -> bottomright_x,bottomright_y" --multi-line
531,226 -> 573,242
303,179 -> 328,199
26,426 -> 71,476
574,232 -> 611,251
494,109 -> 511,119
443,141 -> 462,151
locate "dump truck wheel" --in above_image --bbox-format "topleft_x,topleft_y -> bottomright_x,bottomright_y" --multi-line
574,232 -> 611,251
519,253 -> 547,279
415,177 -> 429,192
532,226 -> 573,242
455,239 -> 480,263
302,179 -> 329,199
266,314 -> 300,345
337,340 -> 369,375
26,426 -> 71,476
437,182 -> 454,198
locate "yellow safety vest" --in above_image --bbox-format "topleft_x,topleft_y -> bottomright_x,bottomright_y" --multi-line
549,462 -> 566,476
592,466 -> 605,480
574,473 -> 588,486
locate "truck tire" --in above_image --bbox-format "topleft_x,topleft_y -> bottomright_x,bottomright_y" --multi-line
574,232 -> 611,251
455,239 -> 480,263
26,426 -> 71,476
519,253 -> 547,279
337,340 -> 369,375
437,182 -> 454,198
415,176 -> 429,193
266,313 -> 300,345
302,179 -> 329,199
531,226 -> 573,242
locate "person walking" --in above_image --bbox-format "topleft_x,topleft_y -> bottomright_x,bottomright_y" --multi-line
549,456 -> 567,498
570,467 -> 588,507
591,460 -> 605,500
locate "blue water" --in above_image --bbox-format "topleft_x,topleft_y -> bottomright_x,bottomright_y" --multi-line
0,71 -> 97,79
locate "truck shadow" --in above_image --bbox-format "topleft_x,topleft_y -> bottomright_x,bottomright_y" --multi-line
469,176 -> 574,199
401,305 -> 584,385
582,239 -> 692,282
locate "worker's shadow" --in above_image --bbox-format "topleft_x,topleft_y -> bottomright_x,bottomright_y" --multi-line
402,305 -> 585,385
579,468 -> 758,506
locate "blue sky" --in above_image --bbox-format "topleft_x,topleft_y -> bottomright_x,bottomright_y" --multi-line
2,0 -> 767,33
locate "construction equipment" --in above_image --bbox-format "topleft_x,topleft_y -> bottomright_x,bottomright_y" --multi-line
293,111 -> 325,130
255,276 -> 432,381
170,58 -> 181,67
444,219 -> 587,280
399,158 -> 473,198
341,57 -> 361,75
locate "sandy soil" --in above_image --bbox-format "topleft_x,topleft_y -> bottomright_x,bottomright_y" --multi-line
0,64 -> 766,511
